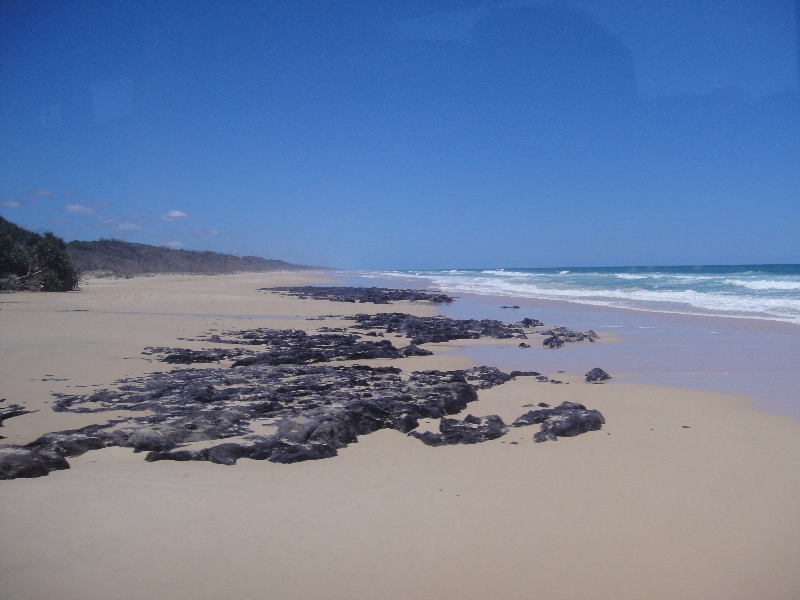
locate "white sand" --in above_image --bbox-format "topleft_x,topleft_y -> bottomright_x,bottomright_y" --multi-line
1,272 -> 799,600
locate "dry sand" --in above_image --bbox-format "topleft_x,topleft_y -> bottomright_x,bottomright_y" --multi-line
1,272 -> 799,600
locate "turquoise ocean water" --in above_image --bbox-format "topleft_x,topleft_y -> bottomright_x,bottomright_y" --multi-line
374,265 -> 800,325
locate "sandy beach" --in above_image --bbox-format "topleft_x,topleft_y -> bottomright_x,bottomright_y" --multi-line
2,272 -> 800,600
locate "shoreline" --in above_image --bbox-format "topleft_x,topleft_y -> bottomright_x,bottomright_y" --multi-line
1,271 -> 799,599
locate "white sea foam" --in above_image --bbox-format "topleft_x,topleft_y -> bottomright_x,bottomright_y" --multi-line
724,279 -> 800,291
375,269 -> 800,324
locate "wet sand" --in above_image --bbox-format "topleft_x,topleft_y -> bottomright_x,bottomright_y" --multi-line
1,272 -> 799,600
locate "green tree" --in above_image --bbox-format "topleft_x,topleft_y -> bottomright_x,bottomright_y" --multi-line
27,232 -> 79,291
0,233 -> 30,277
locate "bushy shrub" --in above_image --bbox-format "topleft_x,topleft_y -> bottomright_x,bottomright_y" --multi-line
0,217 -> 79,292
0,234 -> 29,277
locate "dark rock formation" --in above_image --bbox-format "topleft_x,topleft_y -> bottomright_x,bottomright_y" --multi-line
147,329 -> 436,366
0,361 -> 604,479
0,403 -> 31,426
410,414 -> 508,446
512,401 -> 605,442
501,305 -> 520,309
540,326 -> 599,348
518,343 -> 530,348
0,446 -> 70,479
2,364 -> 524,478
585,367 -> 611,383
509,371 -> 542,378
346,313 -> 533,344
142,347 -> 256,364
264,286 -> 455,304
520,318 -> 544,327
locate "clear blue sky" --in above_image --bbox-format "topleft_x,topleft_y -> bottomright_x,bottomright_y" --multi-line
1,0 -> 798,269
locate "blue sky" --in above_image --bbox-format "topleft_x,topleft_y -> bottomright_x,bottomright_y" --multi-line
0,0 -> 798,269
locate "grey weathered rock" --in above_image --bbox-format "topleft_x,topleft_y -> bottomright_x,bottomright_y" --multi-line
1,364 -> 525,478
512,401 -> 605,442
347,313 -> 530,345
264,286 -> 455,304
540,326 -> 599,349
0,446 -> 69,480
410,414 -> 508,446
585,367 -> 611,383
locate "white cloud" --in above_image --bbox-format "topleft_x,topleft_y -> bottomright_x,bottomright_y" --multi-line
1,201 -> 21,208
65,204 -> 95,214
194,227 -> 220,238
117,223 -> 142,231
161,241 -> 183,249
161,210 -> 187,221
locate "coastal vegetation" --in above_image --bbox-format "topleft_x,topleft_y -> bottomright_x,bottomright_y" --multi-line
0,216 -> 79,292
0,216 -> 317,291
65,238 -> 315,277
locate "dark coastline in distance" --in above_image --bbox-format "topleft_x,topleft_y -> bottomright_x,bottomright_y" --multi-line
66,239 -> 326,278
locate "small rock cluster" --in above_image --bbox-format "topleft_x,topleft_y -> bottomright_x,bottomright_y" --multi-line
540,326 -> 599,349
145,329 -> 433,366
512,401 -> 606,442
264,286 -> 455,304
347,313 -> 535,344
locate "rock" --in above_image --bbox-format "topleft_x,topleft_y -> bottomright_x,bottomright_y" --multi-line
0,403 -> 31,426
509,371 -> 541,378
511,401 -> 604,442
264,286 -> 455,304
501,305 -> 520,309
410,414 -> 508,446
347,313 -> 528,345
540,326 -> 599,349
402,344 -> 433,357
585,367 -> 611,383
520,318 -> 544,327
0,446 -> 70,479
142,347 -> 255,364
542,335 -> 564,348
25,426 -> 108,457
4,364 -> 516,479
518,343 -> 530,348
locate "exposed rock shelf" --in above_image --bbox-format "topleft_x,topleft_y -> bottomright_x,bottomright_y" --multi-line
264,286 -> 455,304
0,362 -> 605,479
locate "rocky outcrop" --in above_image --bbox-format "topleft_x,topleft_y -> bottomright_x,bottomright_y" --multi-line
1,365 -> 527,477
512,401 -> 605,442
264,286 -> 455,304
585,367 -> 611,383
0,446 -> 69,479
142,347 -> 256,364
346,313 -> 534,344
145,329 -> 434,366
0,403 -> 31,427
410,414 -> 508,446
540,327 -> 599,348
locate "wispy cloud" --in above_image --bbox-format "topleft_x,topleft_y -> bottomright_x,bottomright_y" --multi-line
161,210 -> 187,221
117,223 -> 142,231
194,227 -> 220,238
97,216 -> 118,224
161,241 -> 183,249
65,204 -> 95,215
29,188 -> 52,197
1,201 -> 21,208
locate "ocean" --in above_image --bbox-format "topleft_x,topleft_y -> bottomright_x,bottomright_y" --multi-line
373,265 -> 800,325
